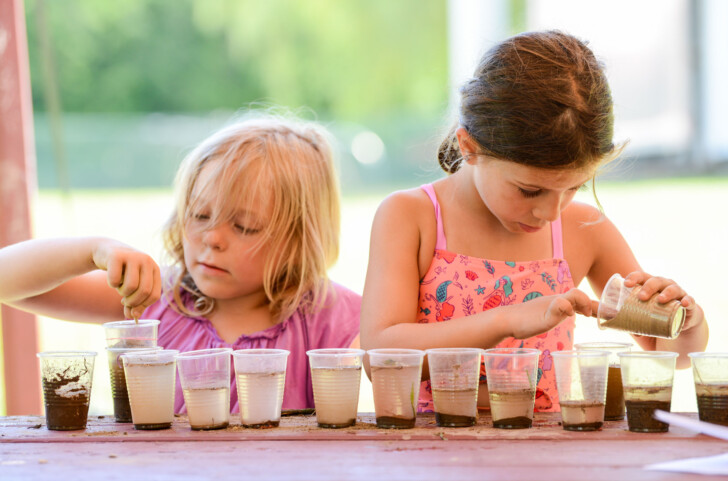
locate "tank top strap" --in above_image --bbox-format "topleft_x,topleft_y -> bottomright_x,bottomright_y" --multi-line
420,183 -> 447,251
550,216 -> 564,259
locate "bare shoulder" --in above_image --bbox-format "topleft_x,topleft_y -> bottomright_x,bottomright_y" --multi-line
561,201 -> 619,239
372,187 -> 434,237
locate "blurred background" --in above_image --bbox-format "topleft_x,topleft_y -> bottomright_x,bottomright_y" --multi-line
1,0 -> 726,415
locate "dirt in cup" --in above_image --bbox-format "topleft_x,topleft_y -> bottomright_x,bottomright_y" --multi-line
42,367 -> 91,430
695,384 -> 728,426
624,386 -> 672,433
109,365 -> 132,423
432,387 -> 477,427
372,365 -> 419,429
560,400 -> 605,431
604,365 -> 625,421
490,388 -> 534,429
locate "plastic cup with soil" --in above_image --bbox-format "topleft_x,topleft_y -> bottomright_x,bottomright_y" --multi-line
177,348 -> 233,430
483,348 -> 541,429
37,351 -> 97,430
306,348 -> 365,428
121,349 -> 179,430
103,319 -> 160,348
106,346 -> 162,423
367,349 -> 425,429
232,349 -> 289,428
552,350 -> 609,431
597,274 -> 685,339
575,342 -> 633,421
426,348 -> 483,427
688,352 -> 728,426
618,351 -> 678,432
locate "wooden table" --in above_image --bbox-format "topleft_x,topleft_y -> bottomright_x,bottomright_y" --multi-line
1,412 -> 726,480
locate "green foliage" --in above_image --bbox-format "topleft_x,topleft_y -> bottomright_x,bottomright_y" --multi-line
25,0 -> 449,118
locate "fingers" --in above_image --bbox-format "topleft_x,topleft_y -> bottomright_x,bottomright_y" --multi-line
624,271 -> 688,304
561,289 -> 596,318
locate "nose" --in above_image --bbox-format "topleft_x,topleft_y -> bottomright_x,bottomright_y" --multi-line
533,194 -> 563,223
201,224 -> 228,250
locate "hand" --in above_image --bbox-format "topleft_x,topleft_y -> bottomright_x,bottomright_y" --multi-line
508,288 -> 598,339
623,271 -> 705,332
91,239 -> 161,320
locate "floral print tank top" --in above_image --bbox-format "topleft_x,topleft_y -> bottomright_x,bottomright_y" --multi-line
417,184 -> 575,413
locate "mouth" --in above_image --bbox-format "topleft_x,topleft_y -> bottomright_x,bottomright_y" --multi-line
197,261 -> 228,274
518,223 -> 543,233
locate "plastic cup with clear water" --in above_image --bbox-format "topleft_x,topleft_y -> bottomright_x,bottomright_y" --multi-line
426,348 -> 483,428
575,342 -> 632,420
37,351 -> 97,430
618,351 -> 678,432
597,273 -> 685,339
177,348 -> 233,430
306,348 -> 365,428
483,348 -> 541,429
232,349 -> 290,428
688,352 -> 728,426
367,348 -> 425,429
552,350 -> 610,431
106,346 -> 162,423
103,319 -> 160,348
120,349 -> 179,430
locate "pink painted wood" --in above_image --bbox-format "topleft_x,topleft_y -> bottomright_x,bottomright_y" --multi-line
1,413 -> 725,480
0,0 -> 42,415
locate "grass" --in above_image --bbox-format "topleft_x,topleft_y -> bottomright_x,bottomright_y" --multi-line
2,177 -> 726,415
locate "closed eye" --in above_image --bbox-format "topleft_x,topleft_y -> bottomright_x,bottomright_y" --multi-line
233,224 -> 261,235
519,188 -> 542,198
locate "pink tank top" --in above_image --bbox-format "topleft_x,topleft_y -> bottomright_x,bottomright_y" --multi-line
417,184 -> 575,413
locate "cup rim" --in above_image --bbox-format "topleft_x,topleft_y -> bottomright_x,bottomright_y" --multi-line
551,350 -> 611,358
232,348 -> 290,357
688,351 -> 728,359
102,319 -> 161,328
617,350 -> 679,359
306,348 -> 365,357
120,349 -> 179,362
177,347 -> 233,358
36,350 -> 97,358
366,348 -> 425,356
574,342 -> 633,349
105,346 -> 163,353
425,347 -> 484,355
482,348 -> 541,357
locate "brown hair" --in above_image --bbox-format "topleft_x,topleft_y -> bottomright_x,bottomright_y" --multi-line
162,113 -> 340,322
438,30 -> 618,173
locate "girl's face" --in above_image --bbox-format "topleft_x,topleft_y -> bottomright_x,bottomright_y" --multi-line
182,162 -> 272,303
469,156 -> 594,234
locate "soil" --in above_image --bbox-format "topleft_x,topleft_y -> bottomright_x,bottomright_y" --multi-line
242,420 -> 280,429
604,366 -> 625,421
42,367 -> 91,431
134,422 -> 172,430
435,412 -> 476,427
317,418 -> 356,429
376,416 -> 416,429
697,394 -> 728,426
492,416 -> 533,429
563,421 -> 603,431
624,400 -> 671,432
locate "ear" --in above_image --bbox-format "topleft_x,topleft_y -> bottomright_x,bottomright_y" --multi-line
455,127 -> 480,164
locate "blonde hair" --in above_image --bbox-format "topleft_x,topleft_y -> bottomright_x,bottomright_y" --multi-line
162,113 -> 340,323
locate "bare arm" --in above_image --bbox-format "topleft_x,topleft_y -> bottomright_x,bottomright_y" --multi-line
0,237 -> 161,323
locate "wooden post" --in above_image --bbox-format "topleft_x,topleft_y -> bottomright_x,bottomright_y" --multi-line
0,0 -> 42,415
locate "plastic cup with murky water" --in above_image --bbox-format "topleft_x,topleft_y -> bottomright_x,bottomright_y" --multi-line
575,342 -> 632,421
106,346 -> 162,423
483,348 -> 541,429
232,349 -> 289,428
307,348 -> 365,428
121,349 -> 179,430
618,351 -> 678,432
103,319 -> 160,348
597,274 -> 685,339
688,352 -> 728,426
367,349 -> 425,429
37,351 -> 97,430
177,348 -> 233,430
552,350 -> 610,431
426,348 -> 483,427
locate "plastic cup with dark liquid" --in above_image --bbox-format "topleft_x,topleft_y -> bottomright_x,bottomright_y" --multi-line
688,352 -> 728,426
37,351 -> 97,430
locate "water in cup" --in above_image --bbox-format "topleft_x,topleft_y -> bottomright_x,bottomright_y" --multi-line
574,342 -> 632,421
106,346 -> 162,423
552,350 -> 609,431
122,349 -> 179,430
483,348 -> 540,429
368,349 -> 425,429
177,348 -> 232,430
233,349 -> 289,428
427,348 -> 482,427
307,349 -> 365,428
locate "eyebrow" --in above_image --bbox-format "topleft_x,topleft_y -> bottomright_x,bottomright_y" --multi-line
517,180 -> 588,190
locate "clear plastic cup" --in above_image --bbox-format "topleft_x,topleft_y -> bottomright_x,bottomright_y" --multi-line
688,352 -> 728,426
121,349 -> 179,430
367,349 -> 425,429
618,351 -> 678,432
597,274 -> 685,339
574,342 -> 632,420
552,350 -> 610,431
177,348 -> 233,430
483,348 -> 541,429
307,348 -> 365,428
37,351 -> 97,430
232,349 -> 290,428
103,319 -> 160,348
426,348 -> 483,427
106,346 -> 162,423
